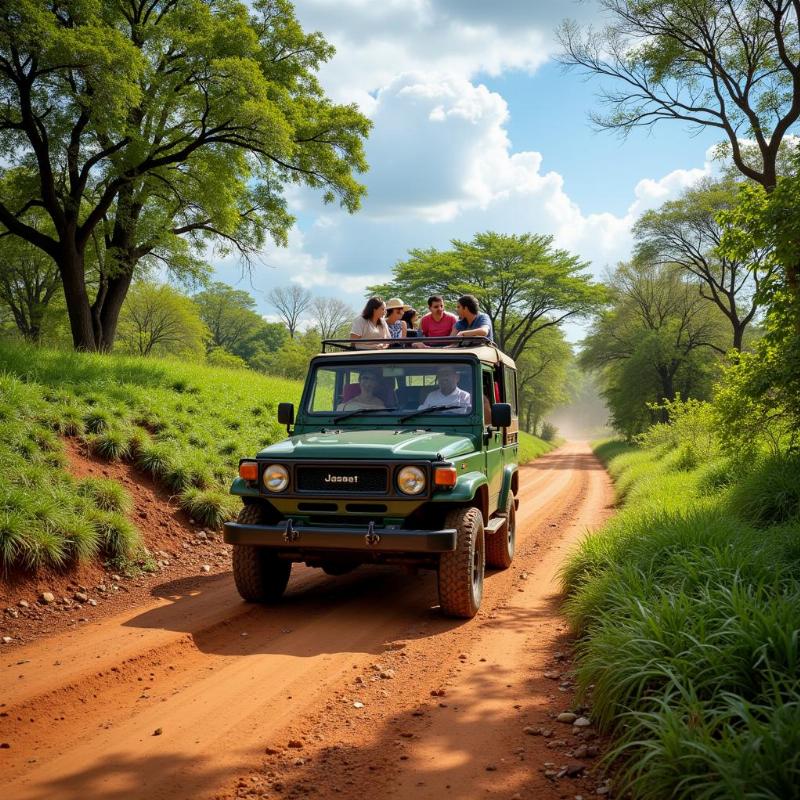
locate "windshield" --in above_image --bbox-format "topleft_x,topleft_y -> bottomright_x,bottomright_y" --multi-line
306,361 -> 476,418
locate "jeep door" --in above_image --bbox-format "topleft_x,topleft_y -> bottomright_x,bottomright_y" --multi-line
482,366 -> 503,510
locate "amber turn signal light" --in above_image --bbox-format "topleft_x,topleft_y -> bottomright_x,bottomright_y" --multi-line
238,461 -> 258,481
433,466 -> 457,488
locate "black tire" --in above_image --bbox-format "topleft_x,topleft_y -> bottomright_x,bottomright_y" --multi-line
438,506 -> 485,618
232,504 -> 292,603
486,494 -> 516,570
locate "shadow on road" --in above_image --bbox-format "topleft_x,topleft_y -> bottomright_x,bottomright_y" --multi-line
122,563 -> 481,657
27,746 -> 264,800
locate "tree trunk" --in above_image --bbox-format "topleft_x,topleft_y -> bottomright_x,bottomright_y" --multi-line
732,320 -> 745,352
92,268 -> 134,352
58,244 -> 97,351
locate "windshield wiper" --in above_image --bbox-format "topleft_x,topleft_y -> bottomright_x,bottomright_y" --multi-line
398,404 -> 467,422
333,407 -> 397,422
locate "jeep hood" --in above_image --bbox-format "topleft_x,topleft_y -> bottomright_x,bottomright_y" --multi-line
257,429 -> 477,461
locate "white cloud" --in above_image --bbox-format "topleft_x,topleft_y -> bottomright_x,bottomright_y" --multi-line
295,74 -> 714,272
293,0 -> 599,108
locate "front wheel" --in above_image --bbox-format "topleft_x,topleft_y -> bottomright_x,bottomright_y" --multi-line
438,506 -> 485,618
486,494 -> 516,570
232,504 -> 292,602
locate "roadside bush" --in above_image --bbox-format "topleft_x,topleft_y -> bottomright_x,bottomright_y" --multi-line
727,454 -> 800,526
539,421 -> 558,442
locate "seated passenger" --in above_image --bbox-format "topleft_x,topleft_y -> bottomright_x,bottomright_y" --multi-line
418,366 -> 472,414
450,294 -> 493,342
350,297 -> 390,349
385,297 -> 409,339
336,370 -> 386,411
420,295 -> 457,340
402,307 -> 420,338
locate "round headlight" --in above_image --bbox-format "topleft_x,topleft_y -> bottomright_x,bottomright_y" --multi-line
263,464 -> 289,493
397,465 -> 426,495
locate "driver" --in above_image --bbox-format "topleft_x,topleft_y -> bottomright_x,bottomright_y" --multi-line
418,366 -> 471,414
336,370 -> 386,411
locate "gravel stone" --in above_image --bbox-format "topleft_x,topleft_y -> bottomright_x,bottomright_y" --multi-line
557,712 -> 578,723
40,592 -> 55,605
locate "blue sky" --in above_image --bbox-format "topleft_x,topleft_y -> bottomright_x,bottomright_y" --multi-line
213,1 -> 723,338
480,63 -> 721,217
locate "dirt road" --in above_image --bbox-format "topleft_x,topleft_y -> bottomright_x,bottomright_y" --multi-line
1,441 -> 613,800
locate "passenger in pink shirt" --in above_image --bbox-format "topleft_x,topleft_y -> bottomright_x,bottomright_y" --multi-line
420,295 -> 457,339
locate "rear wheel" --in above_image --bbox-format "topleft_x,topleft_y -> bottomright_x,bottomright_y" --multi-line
438,506 -> 485,618
232,504 -> 292,602
486,494 -> 516,569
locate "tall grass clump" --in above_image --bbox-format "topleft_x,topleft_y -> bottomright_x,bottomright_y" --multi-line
563,397 -> 800,799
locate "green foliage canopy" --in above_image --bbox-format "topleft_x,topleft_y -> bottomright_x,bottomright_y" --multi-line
0,0 -> 370,351
633,177 -> 776,350
581,259 -> 728,438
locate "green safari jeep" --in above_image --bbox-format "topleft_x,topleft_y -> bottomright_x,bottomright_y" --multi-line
223,338 -> 520,618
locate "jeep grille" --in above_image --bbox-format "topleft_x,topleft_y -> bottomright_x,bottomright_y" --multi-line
296,466 -> 388,494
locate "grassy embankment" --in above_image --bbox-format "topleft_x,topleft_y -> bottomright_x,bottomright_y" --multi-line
518,430 -> 556,463
1,340 -> 551,575
562,423 -> 800,798
0,341 -> 302,573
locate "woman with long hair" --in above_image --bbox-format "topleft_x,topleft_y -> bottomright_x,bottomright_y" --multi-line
350,297 -> 390,349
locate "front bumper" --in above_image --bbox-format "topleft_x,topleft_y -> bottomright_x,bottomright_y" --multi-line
223,521 -> 457,553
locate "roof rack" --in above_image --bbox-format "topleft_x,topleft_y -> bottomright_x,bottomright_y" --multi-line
320,336 -> 495,353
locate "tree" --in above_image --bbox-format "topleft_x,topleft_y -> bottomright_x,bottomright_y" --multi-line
309,296 -> 354,339
633,177 -> 776,350
0,222 -> 61,342
116,281 -> 208,357
558,0 -> 800,307
0,0 -> 370,351
370,232 -> 604,360
268,284 -> 312,338
515,326 -> 573,435
581,259 -> 728,436
194,282 -> 265,357
261,328 -> 322,379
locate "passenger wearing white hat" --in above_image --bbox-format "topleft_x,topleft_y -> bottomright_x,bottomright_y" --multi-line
384,297 -> 410,340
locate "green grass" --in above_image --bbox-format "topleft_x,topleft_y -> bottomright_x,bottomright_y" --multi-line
0,340 -> 303,576
518,430 -> 555,463
562,429 -> 800,799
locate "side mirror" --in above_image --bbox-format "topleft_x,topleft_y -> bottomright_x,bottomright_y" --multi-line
277,402 -> 294,430
491,402 -> 512,429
